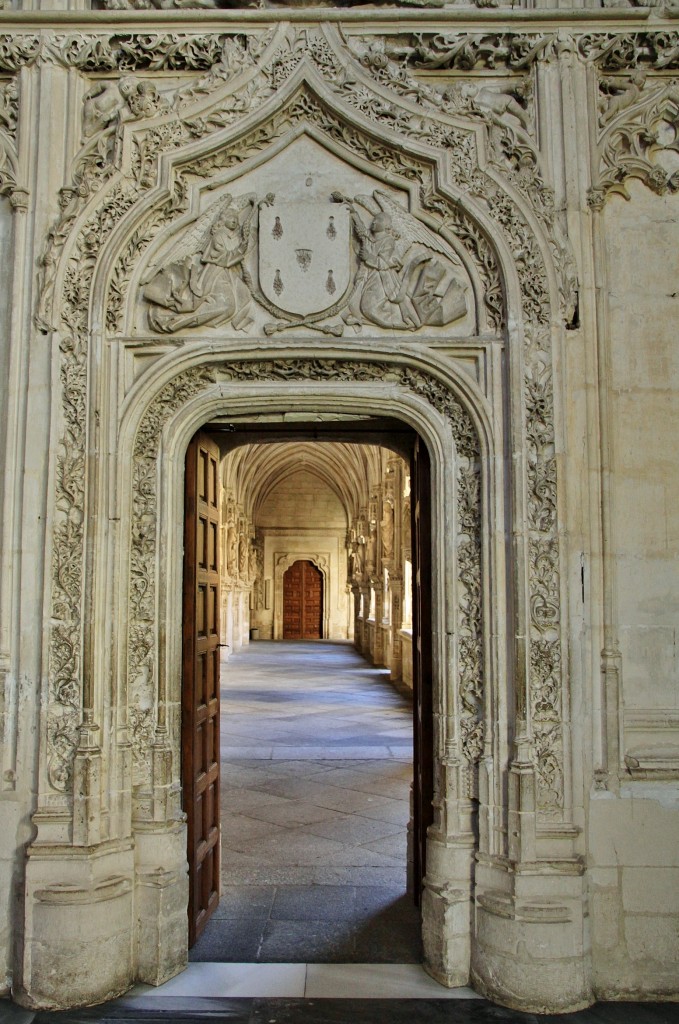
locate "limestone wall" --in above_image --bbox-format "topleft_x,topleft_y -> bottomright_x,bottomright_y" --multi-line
0,6 -> 677,1012
586,181 -> 679,995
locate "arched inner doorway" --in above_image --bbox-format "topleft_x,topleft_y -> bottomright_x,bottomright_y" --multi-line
181,416 -> 433,954
282,560 -> 323,640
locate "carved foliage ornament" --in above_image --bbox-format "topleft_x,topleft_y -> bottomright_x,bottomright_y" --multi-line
589,77 -> 679,207
0,77 -> 28,209
128,359 -> 484,809
578,32 -> 679,71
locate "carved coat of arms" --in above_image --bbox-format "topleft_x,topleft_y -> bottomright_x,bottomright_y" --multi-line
142,189 -> 469,336
258,201 -> 352,318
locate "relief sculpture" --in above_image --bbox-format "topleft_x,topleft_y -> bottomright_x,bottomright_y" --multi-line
142,191 -> 274,332
141,187 -> 470,335
332,189 -> 468,330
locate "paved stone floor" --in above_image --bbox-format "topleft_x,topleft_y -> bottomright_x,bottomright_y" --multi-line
192,639 -> 418,964
4,643 -> 678,1022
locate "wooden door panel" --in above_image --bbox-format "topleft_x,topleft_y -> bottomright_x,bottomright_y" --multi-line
283,560 -> 323,640
411,436 -> 433,905
183,431 -> 221,947
303,562 -> 322,639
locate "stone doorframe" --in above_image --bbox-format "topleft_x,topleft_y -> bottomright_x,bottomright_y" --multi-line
273,552 -> 330,641
19,20 -> 590,1012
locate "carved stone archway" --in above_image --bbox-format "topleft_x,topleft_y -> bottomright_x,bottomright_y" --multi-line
19,17 -> 590,1014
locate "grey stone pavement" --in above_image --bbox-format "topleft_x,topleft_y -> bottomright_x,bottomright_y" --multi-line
192,639 -> 417,964
2,643 -> 677,1023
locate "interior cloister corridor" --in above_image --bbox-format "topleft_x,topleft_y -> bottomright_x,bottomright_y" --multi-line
191,640 -> 418,964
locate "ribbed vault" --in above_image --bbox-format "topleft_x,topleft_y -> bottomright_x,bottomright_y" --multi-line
222,441 -> 386,524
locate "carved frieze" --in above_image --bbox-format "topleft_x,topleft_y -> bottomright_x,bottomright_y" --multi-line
385,32 -> 556,72
0,35 -> 40,72
578,32 -> 679,71
140,187 -> 469,336
524,330 -> 563,811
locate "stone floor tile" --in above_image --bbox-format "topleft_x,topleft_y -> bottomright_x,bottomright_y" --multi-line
221,788 -> 290,814
304,964 -> 479,1000
352,800 -> 411,826
211,886 -> 277,920
359,833 -> 408,860
189,918 -> 265,963
292,785 -> 393,815
299,814 -> 402,846
269,885 -> 356,921
221,814 -> 287,846
222,865 -> 407,887
258,920 -> 357,962
237,800 -> 341,829
352,886 -> 415,913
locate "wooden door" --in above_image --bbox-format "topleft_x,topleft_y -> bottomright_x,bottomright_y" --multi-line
182,431 -> 221,946
283,560 -> 323,640
411,436 -> 434,904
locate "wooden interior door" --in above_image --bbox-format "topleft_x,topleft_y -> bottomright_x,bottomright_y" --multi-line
182,431 -> 221,946
283,560 -> 323,639
411,435 -> 434,904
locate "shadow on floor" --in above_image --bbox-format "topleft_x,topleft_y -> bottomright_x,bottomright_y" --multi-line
190,885 -> 422,963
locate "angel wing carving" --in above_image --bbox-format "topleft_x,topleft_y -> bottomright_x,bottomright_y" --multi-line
141,194 -> 234,285
339,188 -> 468,331
371,189 -> 460,264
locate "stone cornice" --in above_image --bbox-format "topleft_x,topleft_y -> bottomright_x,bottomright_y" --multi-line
0,8 -> 656,30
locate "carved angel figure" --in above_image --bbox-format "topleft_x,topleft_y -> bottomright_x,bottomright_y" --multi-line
332,190 -> 467,331
143,192 -> 273,333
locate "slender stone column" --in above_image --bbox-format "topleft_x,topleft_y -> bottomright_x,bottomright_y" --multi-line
389,573 -> 404,681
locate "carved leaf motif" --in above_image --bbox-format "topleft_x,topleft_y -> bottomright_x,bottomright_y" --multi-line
589,79 -> 679,206
0,35 -> 41,71
578,32 -> 679,71
392,32 -> 555,72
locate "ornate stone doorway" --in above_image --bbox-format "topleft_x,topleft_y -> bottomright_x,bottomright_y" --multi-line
181,416 -> 434,954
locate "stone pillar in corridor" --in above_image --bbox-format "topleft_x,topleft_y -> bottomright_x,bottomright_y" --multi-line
389,572 -> 404,682
372,583 -> 385,666
358,585 -> 371,654
351,585 -> 361,651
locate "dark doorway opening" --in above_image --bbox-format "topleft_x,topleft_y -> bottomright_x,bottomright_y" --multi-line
182,416 -> 433,953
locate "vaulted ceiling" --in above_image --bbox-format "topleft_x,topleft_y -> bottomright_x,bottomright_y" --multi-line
222,441 -> 388,525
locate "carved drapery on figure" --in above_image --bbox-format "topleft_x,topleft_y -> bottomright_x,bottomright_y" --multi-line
143,191 -> 274,332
